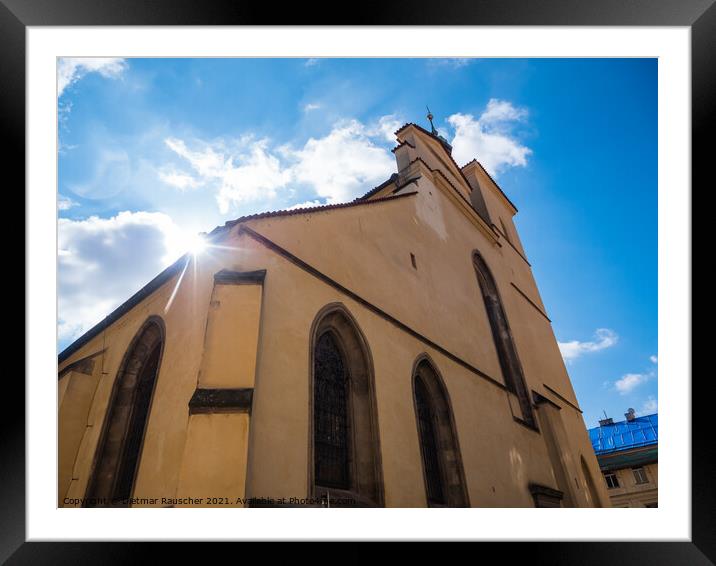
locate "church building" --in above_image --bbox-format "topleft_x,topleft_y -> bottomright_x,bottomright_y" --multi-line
58,117 -> 610,508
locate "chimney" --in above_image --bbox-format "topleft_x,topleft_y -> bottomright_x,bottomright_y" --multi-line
625,408 -> 636,422
599,410 -> 613,427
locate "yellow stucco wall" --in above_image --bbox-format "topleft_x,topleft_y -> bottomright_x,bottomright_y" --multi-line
230,239 -> 549,507
174,413 -> 250,507
58,361 -> 102,506
58,124 -> 609,508
199,282 -> 262,389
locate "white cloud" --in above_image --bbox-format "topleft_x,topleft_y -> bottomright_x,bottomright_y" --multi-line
286,200 -> 326,210
303,103 -> 321,112
614,373 -> 650,395
558,328 -> 618,362
165,137 -> 292,214
428,58 -> 473,69
287,119 -> 395,203
158,168 -> 202,191
650,354 -> 658,364
58,211 -> 190,342
164,137 -> 227,178
165,117 -> 396,213
215,142 -> 292,213
305,58 -> 320,67
58,195 -> 78,210
480,98 -> 529,125
606,355 -> 658,397
640,396 -> 658,414
58,58 -> 128,98
448,99 -> 532,175
367,114 -> 404,143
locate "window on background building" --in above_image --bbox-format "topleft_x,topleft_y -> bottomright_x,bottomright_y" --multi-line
632,467 -> 649,484
604,472 -> 620,489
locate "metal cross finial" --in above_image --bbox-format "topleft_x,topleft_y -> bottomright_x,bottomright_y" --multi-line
426,105 -> 437,135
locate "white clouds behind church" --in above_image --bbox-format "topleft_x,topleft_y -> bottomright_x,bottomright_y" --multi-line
160,103 -> 532,214
162,118 -> 398,213
448,99 -> 532,175
58,100 -> 533,346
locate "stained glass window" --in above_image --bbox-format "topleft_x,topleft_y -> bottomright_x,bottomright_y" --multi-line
314,332 -> 350,490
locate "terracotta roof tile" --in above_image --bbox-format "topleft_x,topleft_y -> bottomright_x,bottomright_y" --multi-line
354,173 -> 399,202
208,187 -> 410,238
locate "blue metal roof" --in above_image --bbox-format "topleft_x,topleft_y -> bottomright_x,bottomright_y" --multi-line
588,413 -> 658,455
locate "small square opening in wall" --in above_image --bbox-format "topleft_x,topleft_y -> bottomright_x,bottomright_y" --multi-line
410,253 -> 417,269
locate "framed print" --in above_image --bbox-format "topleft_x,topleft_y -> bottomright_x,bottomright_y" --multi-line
6,0 -> 707,560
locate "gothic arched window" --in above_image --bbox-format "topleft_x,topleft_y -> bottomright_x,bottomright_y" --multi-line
313,332 -> 350,489
85,317 -> 164,507
413,358 -> 468,507
310,305 -> 383,506
473,252 -> 535,426
580,455 -> 603,507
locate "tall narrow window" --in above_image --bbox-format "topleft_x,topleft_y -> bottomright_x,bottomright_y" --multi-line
313,332 -> 350,490
472,252 -> 534,426
85,318 -> 164,507
311,305 -> 383,506
581,455 -> 603,507
413,358 -> 468,507
415,377 -> 445,505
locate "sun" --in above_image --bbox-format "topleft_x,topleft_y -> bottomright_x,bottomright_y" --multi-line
185,233 -> 208,256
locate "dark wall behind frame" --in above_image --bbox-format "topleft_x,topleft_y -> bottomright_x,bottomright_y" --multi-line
7,0 -> 706,561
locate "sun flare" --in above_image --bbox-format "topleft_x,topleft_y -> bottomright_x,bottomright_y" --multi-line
186,234 -> 207,256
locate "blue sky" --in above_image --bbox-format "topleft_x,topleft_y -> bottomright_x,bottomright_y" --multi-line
57,57 -> 657,428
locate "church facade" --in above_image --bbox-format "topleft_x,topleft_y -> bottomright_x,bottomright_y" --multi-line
58,121 -> 609,508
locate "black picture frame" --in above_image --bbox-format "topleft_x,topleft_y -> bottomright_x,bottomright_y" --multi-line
6,0 -> 705,561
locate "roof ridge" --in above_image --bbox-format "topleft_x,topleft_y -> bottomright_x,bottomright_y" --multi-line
209,189 -> 413,238
397,122 -> 519,213
58,192 -> 419,364
355,173 -> 399,202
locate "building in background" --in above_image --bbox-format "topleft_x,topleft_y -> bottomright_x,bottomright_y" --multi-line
588,410 -> 658,508
58,116 -> 609,508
